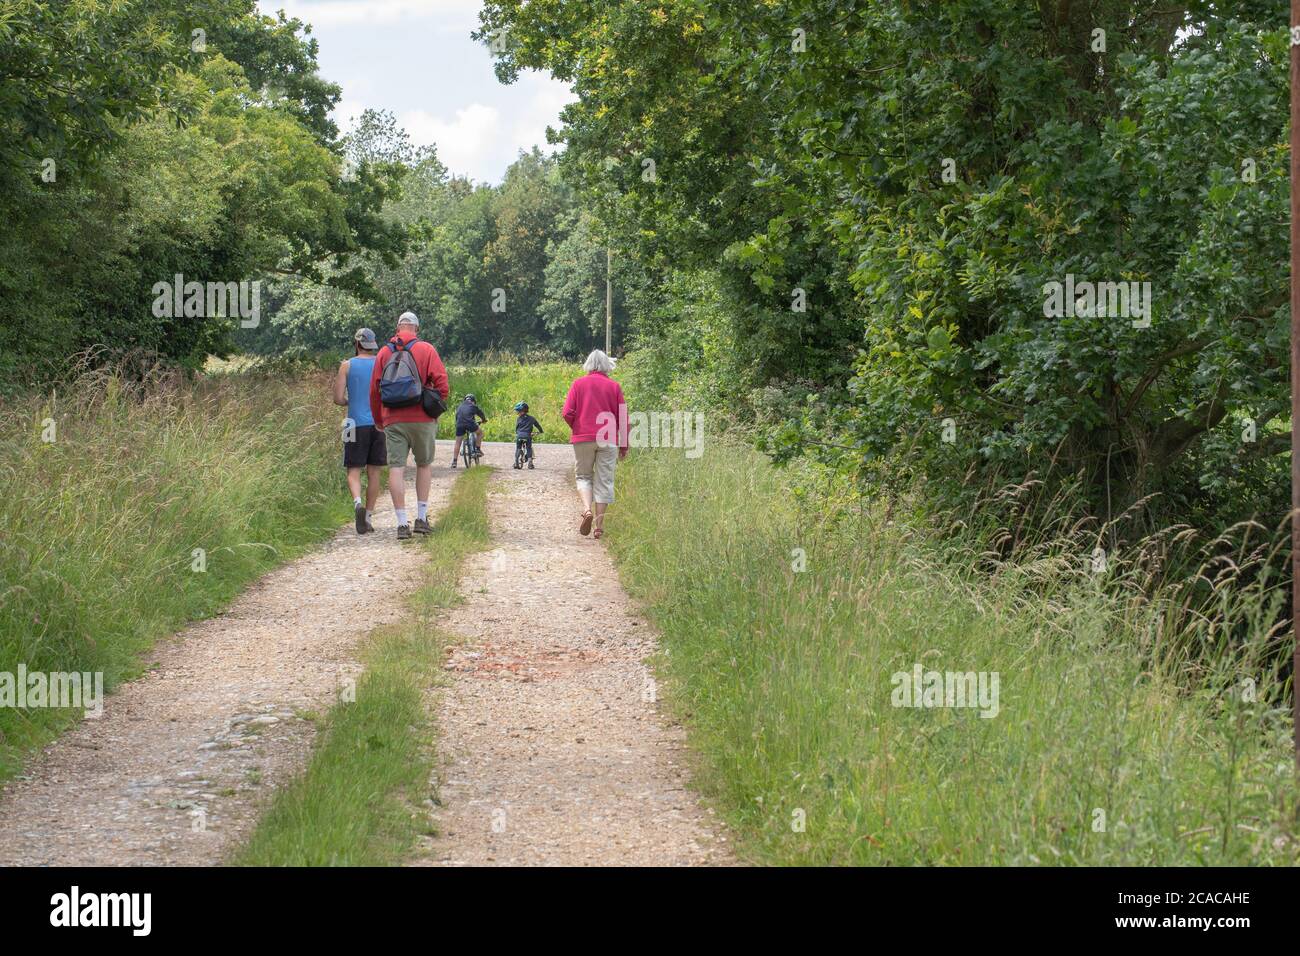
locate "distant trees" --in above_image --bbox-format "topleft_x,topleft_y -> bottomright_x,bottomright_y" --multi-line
250,142 -> 628,359
541,211 -> 628,356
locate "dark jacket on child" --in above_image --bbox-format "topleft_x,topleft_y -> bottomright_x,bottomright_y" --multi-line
515,414 -> 543,440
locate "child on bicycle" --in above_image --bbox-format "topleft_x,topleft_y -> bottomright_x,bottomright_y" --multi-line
513,402 -> 543,469
451,394 -> 486,467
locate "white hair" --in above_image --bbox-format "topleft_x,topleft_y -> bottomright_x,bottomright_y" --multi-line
583,349 -> 615,374
398,311 -> 419,328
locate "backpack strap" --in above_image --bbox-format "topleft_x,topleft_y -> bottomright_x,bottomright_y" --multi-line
390,335 -> 422,353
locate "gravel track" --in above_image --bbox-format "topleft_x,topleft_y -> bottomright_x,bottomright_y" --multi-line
412,441 -> 733,866
0,467 -> 451,866
0,439 -> 732,867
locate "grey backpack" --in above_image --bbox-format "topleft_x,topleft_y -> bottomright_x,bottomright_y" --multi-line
378,338 -> 423,408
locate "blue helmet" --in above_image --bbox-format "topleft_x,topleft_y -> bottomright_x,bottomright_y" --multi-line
514,402 -> 528,412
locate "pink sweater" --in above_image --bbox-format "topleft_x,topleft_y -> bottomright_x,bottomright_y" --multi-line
562,371 -> 628,448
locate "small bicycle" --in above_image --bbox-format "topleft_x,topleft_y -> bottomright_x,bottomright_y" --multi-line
461,430 -> 482,467
513,437 -> 535,469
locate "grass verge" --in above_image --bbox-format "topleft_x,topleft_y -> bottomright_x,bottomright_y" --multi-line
0,367 -> 349,781
233,465 -> 492,866
606,445 -> 1299,865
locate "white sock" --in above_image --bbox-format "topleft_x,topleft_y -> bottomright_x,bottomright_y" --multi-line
353,496 -> 362,507
417,501 -> 428,521
395,508 -> 408,526
365,510 -> 372,521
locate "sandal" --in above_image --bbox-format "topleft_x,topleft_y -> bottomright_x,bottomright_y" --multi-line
593,517 -> 604,540
579,510 -> 593,536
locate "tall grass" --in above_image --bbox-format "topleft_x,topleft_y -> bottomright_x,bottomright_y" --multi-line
440,362 -> 576,443
235,466 -> 493,866
0,366 -> 349,779
607,445 -> 1299,865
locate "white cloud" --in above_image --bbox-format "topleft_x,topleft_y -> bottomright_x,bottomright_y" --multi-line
396,72 -> 572,181
511,75 -> 572,154
400,103 -> 502,181
258,0 -> 574,182
333,95 -> 369,132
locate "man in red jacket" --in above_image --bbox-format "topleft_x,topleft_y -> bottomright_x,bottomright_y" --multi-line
368,311 -> 450,540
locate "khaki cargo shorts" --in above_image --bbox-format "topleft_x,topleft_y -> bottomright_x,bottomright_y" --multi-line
573,440 -> 618,504
384,421 -> 437,467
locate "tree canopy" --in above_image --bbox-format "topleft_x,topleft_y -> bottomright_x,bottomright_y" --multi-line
0,0 -> 405,387
479,0 -> 1291,524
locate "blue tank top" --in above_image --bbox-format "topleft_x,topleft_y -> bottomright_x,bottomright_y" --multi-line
346,357 -> 376,427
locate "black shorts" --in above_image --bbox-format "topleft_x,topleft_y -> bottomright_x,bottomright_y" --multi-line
343,424 -> 388,468
455,423 -> 481,437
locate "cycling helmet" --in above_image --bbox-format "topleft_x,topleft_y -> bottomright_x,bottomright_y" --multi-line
514,402 -> 528,412
464,394 -> 476,403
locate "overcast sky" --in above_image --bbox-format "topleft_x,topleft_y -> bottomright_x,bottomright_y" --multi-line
258,0 -> 572,183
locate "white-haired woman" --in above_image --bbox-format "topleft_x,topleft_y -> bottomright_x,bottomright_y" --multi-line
561,350 -> 628,539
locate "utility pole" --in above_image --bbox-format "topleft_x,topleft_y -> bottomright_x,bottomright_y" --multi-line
605,244 -> 613,355
1291,0 -> 1299,765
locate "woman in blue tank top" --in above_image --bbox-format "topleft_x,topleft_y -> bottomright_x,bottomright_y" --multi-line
333,328 -> 389,534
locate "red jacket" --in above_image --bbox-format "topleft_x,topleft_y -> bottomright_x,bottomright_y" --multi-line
368,330 -> 450,428
562,370 -> 628,449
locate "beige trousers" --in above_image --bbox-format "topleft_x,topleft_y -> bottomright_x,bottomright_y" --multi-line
573,441 -> 618,504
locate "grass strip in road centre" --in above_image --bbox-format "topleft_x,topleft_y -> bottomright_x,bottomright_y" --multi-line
234,466 -> 492,866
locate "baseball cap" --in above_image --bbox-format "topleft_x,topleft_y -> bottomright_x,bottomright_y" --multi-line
398,311 -> 419,327
353,327 -> 378,350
